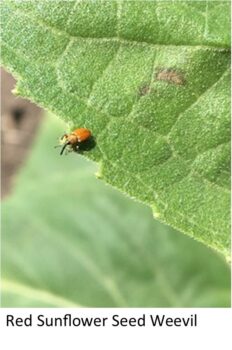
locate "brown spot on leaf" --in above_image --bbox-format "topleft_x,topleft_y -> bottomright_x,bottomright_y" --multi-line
156,68 -> 185,85
138,84 -> 151,96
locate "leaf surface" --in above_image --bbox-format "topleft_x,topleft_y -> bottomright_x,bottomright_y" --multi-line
1,0 -> 230,257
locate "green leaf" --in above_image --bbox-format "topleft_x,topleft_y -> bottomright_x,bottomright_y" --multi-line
2,116 -> 230,307
1,1 -> 230,257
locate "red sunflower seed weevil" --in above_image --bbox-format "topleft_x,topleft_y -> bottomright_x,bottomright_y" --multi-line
57,128 -> 92,155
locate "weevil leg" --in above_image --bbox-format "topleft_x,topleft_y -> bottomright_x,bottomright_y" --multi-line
60,142 -> 70,155
65,147 -> 73,155
72,144 -> 79,153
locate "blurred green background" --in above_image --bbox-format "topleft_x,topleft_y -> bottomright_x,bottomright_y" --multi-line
1,113 -> 230,307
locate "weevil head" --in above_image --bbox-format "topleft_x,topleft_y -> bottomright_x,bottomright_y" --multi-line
59,133 -> 69,145
57,134 -> 71,155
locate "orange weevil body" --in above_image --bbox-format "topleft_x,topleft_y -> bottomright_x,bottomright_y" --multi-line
59,128 -> 92,155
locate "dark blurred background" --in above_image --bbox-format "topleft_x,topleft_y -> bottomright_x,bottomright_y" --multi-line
1,68 -> 43,198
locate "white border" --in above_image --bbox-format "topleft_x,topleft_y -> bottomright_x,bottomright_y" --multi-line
0,308 -> 231,349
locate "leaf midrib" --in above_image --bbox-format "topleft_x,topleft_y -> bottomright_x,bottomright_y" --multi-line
2,279 -> 81,307
6,5 -> 231,50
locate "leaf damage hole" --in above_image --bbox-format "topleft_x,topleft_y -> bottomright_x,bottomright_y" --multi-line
156,68 -> 186,86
